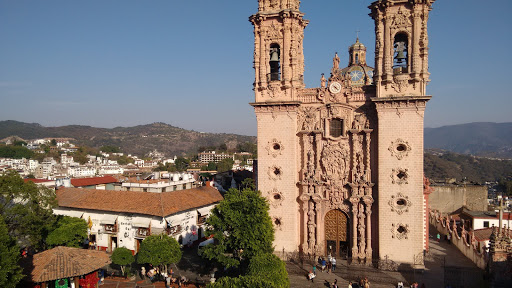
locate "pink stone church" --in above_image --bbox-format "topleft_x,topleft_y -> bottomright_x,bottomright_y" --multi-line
250,0 -> 436,268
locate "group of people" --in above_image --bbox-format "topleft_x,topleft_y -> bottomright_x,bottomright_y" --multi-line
307,255 -> 338,284
397,281 -> 424,288
141,265 -> 187,288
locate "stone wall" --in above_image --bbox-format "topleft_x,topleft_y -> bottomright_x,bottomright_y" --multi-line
429,184 -> 487,213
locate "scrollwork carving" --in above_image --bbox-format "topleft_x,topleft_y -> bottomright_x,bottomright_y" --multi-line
391,223 -> 409,240
388,192 -> 412,215
266,138 -> 284,158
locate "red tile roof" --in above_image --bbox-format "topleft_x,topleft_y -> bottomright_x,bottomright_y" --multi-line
31,246 -> 111,283
70,176 -> 118,187
56,186 -> 223,217
473,228 -> 493,242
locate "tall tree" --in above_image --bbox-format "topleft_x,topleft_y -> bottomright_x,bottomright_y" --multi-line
136,234 -> 182,273
0,171 -> 57,250
216,158 -> 234,173
0,215 -> 24,288
174,157 -> 189,172
46,216 -> 88,248
202,188 -> 274,269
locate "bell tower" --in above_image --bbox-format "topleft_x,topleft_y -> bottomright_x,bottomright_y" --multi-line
249,0 -> 308,258
369,0 -> 435,266
250,0 -> 308,102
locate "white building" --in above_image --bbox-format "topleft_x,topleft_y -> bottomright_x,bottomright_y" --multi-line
53,186 -> 222,253
68,165 -> 96,178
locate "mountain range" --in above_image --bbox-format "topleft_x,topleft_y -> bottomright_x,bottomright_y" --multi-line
1,120 -> 511,159
0,120 -> 256,157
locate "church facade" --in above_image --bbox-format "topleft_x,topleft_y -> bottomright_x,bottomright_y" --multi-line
250,0 -> 435,267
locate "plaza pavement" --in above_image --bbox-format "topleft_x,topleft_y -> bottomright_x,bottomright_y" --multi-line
100,229 -> 485,287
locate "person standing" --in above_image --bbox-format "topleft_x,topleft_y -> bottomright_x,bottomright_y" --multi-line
332,257 -> 337,271
140,266 -> 146,280
436,233 -> 441,243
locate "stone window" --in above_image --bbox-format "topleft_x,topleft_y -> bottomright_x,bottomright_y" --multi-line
329,118 -> 344,138
393,32 -> 408,73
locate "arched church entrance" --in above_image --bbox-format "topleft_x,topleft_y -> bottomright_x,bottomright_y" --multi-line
325,209 -> 350,259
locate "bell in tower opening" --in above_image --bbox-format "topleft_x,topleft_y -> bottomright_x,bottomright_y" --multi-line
393,33 -> 408,73
269,44 -> 281,81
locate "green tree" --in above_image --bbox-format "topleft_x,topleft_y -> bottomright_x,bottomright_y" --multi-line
218,143 -> 228,152
0,145 -> 34,159
46,216 -> 88,248
50,139 -> 57,146
0,171 -> 58,250
246,253 -> 288,288
111,247 -> 134,276
174,157 -> 190,172
202,188 -> 274,270
207,162 -> 217,171
216,158 -> 234,173
207,276 -> 274,288
136,234 -> 182,273
100,145 -> 121,153
0,215 -> 24,288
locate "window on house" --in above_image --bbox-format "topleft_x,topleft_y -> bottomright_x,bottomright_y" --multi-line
330,118 -> 343,138
483,221 -> 489,228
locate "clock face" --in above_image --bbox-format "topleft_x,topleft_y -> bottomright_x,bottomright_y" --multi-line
329,82 -> 342,94
350,70 -> 363,82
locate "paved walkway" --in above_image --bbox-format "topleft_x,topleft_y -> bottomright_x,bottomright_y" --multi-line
100,229 -> 486,287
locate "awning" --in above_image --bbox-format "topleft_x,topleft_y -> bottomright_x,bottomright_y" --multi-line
132,217 -> 151,228
53,208 -> 84,218
197,206 -> 212,216
100,214 -> 118,225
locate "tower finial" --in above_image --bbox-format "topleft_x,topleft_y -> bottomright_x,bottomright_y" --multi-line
356,30 -> 360,41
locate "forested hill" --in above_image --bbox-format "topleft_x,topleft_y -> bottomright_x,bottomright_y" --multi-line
0,120 -> 256,157
425,122 -> 512,159
424,150 -> 512,183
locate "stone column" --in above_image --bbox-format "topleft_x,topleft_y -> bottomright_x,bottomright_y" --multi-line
282,16 -> 291,83
259,27 -> 267,85
384,13 -> 392,81
364,196 -> 374,264
350,197 -> 359,259
364,130 -> 372,183
413,9 -> 421,77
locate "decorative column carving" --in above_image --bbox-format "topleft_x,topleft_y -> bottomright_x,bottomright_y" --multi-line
358,202 -> 366,260
350,197 -> 359,259
364,196 -> 374,264
384,13 -> 392,81
307,201 -> 316,252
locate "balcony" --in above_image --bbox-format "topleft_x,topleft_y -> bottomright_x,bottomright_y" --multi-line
197,216 -> 207,226
103,224 -> 117,233
166,225 -> 182,236
135,227 -> 150,238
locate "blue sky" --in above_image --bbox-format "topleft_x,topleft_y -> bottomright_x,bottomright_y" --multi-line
0,0 -> 510,136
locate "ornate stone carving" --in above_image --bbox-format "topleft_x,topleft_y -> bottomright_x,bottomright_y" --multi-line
267,164 -> 283,180
388,192 -> 412,215
388,138 -> 411,160
321,142 -> 349,185
391,168 -> 409,184
352,134 -> 365,184
273,216 -> 283,231
298,106 -> 319,131
391,7 -> 412,28
307,201 -> 317,252
266,82 -> 283,98
391,223 -> 409,240
267,188 -> 285,208
392,74 -> 409,93
266,138 -> 284,158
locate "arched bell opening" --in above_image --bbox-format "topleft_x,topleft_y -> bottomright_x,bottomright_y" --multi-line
269,43 -> 281,81
324,209 -> 350,259
393,32 -> 409,73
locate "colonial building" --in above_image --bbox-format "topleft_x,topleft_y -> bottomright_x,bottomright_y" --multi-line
250,0 -> 435,267
54,186 -> 222,254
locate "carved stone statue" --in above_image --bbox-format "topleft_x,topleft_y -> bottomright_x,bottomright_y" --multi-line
320,73 -> 326,88
333,52 -> 340,70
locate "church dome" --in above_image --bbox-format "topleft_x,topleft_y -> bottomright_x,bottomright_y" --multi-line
349,38 -> 366,50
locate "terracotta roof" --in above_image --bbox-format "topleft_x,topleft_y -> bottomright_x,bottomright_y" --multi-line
473,228 -> 493,242
56,186 -> 223,217
31,246 -> 111,283
70,176 -> 118,187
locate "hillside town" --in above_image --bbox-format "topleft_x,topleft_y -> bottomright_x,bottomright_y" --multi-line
1,1 -> 512,288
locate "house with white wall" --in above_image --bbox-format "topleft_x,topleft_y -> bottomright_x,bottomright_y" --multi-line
53,185 -> 222,254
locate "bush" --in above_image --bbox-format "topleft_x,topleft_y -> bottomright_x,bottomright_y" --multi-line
207,275 -> 275,288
